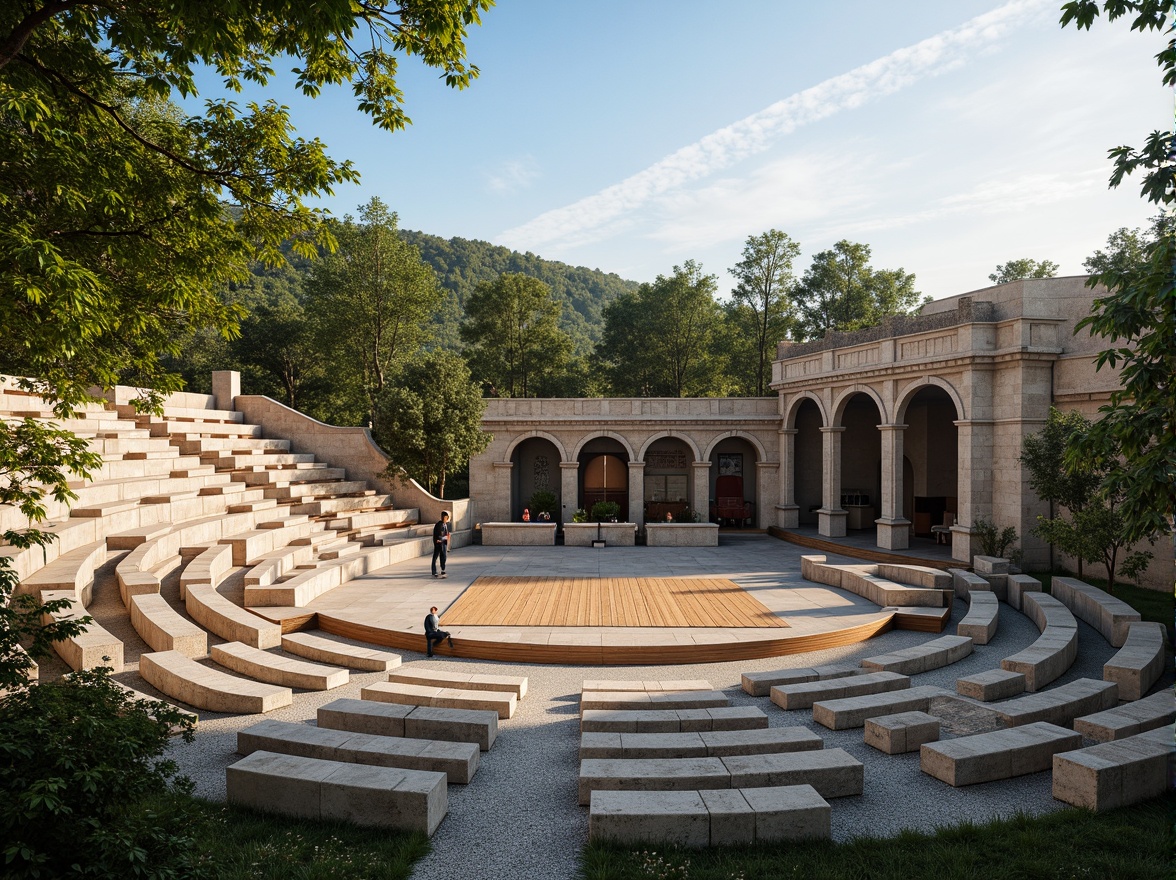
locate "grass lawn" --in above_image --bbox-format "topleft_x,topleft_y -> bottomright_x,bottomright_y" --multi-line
578,792 -> 1175,880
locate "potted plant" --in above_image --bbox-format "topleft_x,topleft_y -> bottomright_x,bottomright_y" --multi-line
590,501 -> 620,523
529,489 -> 558,522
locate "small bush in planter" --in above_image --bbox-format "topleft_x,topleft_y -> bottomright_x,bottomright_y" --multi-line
590,501 -> 620,522
572,508 -> 588,523
529,489 -> 557,519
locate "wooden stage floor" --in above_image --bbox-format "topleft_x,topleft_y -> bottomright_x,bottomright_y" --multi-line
441,576 -> 789,629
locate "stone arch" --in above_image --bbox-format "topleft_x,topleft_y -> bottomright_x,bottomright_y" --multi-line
784,391 -> 827,429
637,431 -> 702,462
571,431 -> 636,461
702,430 -> 769,462
894,376 -> 966,423
503,430 -> 569,463
832,384 -> 888,426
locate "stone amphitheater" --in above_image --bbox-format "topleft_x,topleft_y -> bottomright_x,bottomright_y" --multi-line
3,373 -> 1171,880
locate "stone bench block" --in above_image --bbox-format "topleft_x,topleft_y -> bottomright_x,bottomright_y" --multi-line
1052,728 -> 1173,811
281,632 -> 401,672
226,750 -> 447,835
971,555 -> 1009,575
1073,691 -> 1176,742
584,679 -> 713,693
742,784 -> 831,843
1051,576 -> 1141,648
211,642 -> 348,691
1006,574 -> 1041,612
865,710 -> 940,754
390,667 -> 528,698
1103,621 -> 1167,701
581,690 -> 729,713
589,790 -> 710,846
958,590 -> 999,645
956,668 -> 1026,701
920,722 -> 1082,786
740,664 -> 862,697
950,568 -> 991,599
1001,593 -> 1078,691
130,592 -> 208,658
580,706 -> 768,733
186,583 -> 281,649
578,757 -> 729,804
237,718 -> 478,783
721,749 -> 863,798
39,590 -> 125,673
993,678 -> 1119,728
771,671 -> 910,711
580,727 -> 823,760
362,681 -> 517,720
812,685 -> 945,730
861,635 -> 974,675
318,699 -> 498,751
140,650 -> 291,714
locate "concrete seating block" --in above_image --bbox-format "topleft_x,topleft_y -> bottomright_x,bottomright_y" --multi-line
40,590 -> 124,672
721,749 -> 863,798
865,710 -> 940,754
1103,621 -> 1167,701
212,642 -> 348,690
971,555 -> 1009,575
237,718 -> 478,784
1006,574 -> 1041,612
861,635 -> 973,675
319,698 -> 412,737
1051,576 -> 1141,648
389,667 -> 528,698
699,727 -> 824,757
699,789 -> 756,846
130,592 -> 208,658
1073,691 -> 1176,742
580,727 -> 823,760
956,668 -> 1026,701
741,784 -> 831,843
588,790 -> 710,847
140,650 -> 291,713
993,678 -> 1119,727
578,757 -> 730,805
1001,592 -> 1078,691
741,664 -> 862,697
920,722 -> 1082,786
580,706 -> 768,734
281,632 -> 401,672
771,671 -> 910,710
584,679 -> 713,693
580,690 -> 729,713
318,699 -> 498,751
949,568 -> 991,599
227,750 -> 447,835
1052,728 -> 1173,811
362,681 -> 517,720
813,685 -> 946,730
958,590 -> 999,645
185,583 -> 282,649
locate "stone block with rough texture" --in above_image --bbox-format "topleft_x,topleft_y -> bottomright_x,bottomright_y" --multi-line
1000,592 -> 1077,691
211,641 -> 348,690
720,749 -> 863,798
957,590 -> 999,645
956,668 -> 1026,701
920,722 -> 1082,786
390,667 -> 528,699
1073,691 -> 1175,743
813,685 -> 946,730
992,678 -> 1119,728
861,635 -> 973,675
741,664 -> 862,697
581,690 -> 728,713
579,727 -> 823,760
1051,576 -> 1141,648
578,757 -> 729,804
1006,574 -> 1041,612
971,555 -> 1009,575
281,632 -> 401,672
1052,727 -> 1172,811
1103,621 -> 1167,701
865,711 -> 940,754
361,681 -> 517,719
580,707 -> 768,734
479,523 -> 556,546
771,671 -> 910,711
949,568 -> 990,599
140,650 -> 291,714
584,679 -> 713,693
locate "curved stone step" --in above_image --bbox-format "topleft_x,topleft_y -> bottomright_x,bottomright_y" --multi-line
130,592 -> 208,658
211,642 -> 348,690
140,650 -> 291,714
282,632 -> 401,671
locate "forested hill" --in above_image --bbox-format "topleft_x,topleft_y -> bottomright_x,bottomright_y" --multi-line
399,230 -> 639,353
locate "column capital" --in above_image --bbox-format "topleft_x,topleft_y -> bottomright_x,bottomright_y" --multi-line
878,423 -> 908,432
492,461 -> 514,470
819,426 -> 846,434
691,460 -> 712,469
559,460 -> 580,470
627,460 -> 646,470
779,428 -> 798,436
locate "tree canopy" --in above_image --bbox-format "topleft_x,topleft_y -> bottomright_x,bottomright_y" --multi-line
988,258 -> 1060,284
727,230 -> 799,396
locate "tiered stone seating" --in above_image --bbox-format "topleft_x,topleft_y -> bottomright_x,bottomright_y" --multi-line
971,555 -> 1010,600
1050,576 -> 1141,647
237,719 -> 479,783
186,583 -> 281,649
581,690 -> 729,713
741,664 -> 864,697
588,784 -> 831,846
129,593 -> 207,657
580,727 -> 823,759
990,678 -> 1118,727
362,681 -> 517,719
39,589 -> 124,672
21,540 -> 107,603
1073,691 -> 1175,742
139,650 -> 291,713
578,749 -> 863,804
949,568 -> 990,599
812,685 -> 947,730
957,590 -> 999,644
390,668 -> 528,698
920,722 -> 1082,786
1000,592 -> 1077,691
860,635 -> 973,674
318,698 -> 499,751
584,679 -> 713,693
770,671 -> 909,710
210,641 -> 348,690
1103,622 -> 1167,700
1052,727 -> 1173,811
801,556 -> 951,608
226,751 -> 447,834
581,707 -> 769,734
281,632 -> 401,671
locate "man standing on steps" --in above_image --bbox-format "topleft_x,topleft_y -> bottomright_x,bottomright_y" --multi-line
424,606 -> 454,657
431,510 -> 451,578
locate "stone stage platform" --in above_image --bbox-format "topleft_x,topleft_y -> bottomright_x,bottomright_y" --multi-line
290,538 -> 934,665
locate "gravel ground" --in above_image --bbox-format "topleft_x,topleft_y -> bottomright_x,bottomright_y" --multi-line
56,537 -> 1164,880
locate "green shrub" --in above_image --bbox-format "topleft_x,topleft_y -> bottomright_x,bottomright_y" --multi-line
529,489 -> 558,516
590,501 -> 620,522
972,517 -> 1021,565
572,508 -> 588,523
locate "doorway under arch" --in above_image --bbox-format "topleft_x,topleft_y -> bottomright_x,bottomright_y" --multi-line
511,436 -> 562,522
903,385 -> 959,538
794,399 -> 823,525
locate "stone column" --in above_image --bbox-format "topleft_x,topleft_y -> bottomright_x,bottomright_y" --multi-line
755,460 -> 779,530
876,423 -> 910,550
953,418 -> 994,563
627,461 -> 645,527
559,460 -> 580,525
818,426 -> 847,537
691,460 -> 711,522
212,370 -> 240,412
777,428 -> 799,528
490,461 -> 513,523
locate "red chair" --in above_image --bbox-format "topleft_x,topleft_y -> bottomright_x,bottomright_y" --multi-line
710,475 -> 753,527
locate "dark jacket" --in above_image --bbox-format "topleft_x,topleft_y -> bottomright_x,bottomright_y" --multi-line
433,519 -> 451,544
424,612 -> 441,633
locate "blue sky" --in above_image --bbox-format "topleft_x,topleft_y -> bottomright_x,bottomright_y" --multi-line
190,0 -> 1166,300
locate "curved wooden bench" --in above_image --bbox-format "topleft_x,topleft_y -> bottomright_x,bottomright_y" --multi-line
920,722 -> 1081,786
581,707 -> 768,734
1051,576 -> 1141,647
991,678 -> 1118,727
770,671 -> 910,711
1000,592 -> 1077,692
211,641 -> 348,690
39,589 -> 124,672
318,698 -> 499,751
581,690 -> 728,714
578,749 -> 863,805
139,649 -> 291,713
130,593 -> 207,657
589,784 -> 830,846
580,727 -> 823,760
861,634 -> 973,674
226,751 -> 446,835
281,632 -> 401,671
185,582 -> 281,649
1052,727 -> 1172,811
362,681 -> 516,720
390,667 -> 528,698
957,589 -> 999,645
1073,690 -> 1175,742
1103,621 -> 1166,700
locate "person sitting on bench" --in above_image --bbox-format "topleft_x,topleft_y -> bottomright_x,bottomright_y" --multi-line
424,606 -> 454,658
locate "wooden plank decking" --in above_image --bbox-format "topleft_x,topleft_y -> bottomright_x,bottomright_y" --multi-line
440,577 -> 789,629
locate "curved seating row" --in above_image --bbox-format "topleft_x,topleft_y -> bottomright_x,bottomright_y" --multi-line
770,670 -> 909,711
800,556 -> 950,608
741,664 -> 863,697
581,707 -> 769,734
39,588 -> 124,672
130,592 -> 207,658
812,685 -> 946,730
318,698 -> 499,752
1073,690 -> 1174,742
362,681 -> 517,720
581,690 -> 728,714
1000,592 -> 1077,692
580,727 -> 823,760
1050,576 -> 1141,647
584,679 -> 713,693
139,650 -> 291,714
282,632 -> 401,671
990,678 -> 1119,728
860,634 -> 973,674
957,589 -> 999,644
211,641 -> 348,690
1102,621 -> 1167,701
1052,726 -> 1172,811
186,583 -> 281,649
920,722 -> 1082,787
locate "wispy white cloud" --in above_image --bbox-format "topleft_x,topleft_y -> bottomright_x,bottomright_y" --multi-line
485,156 -> 540,194
498,0 -> 1053,251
